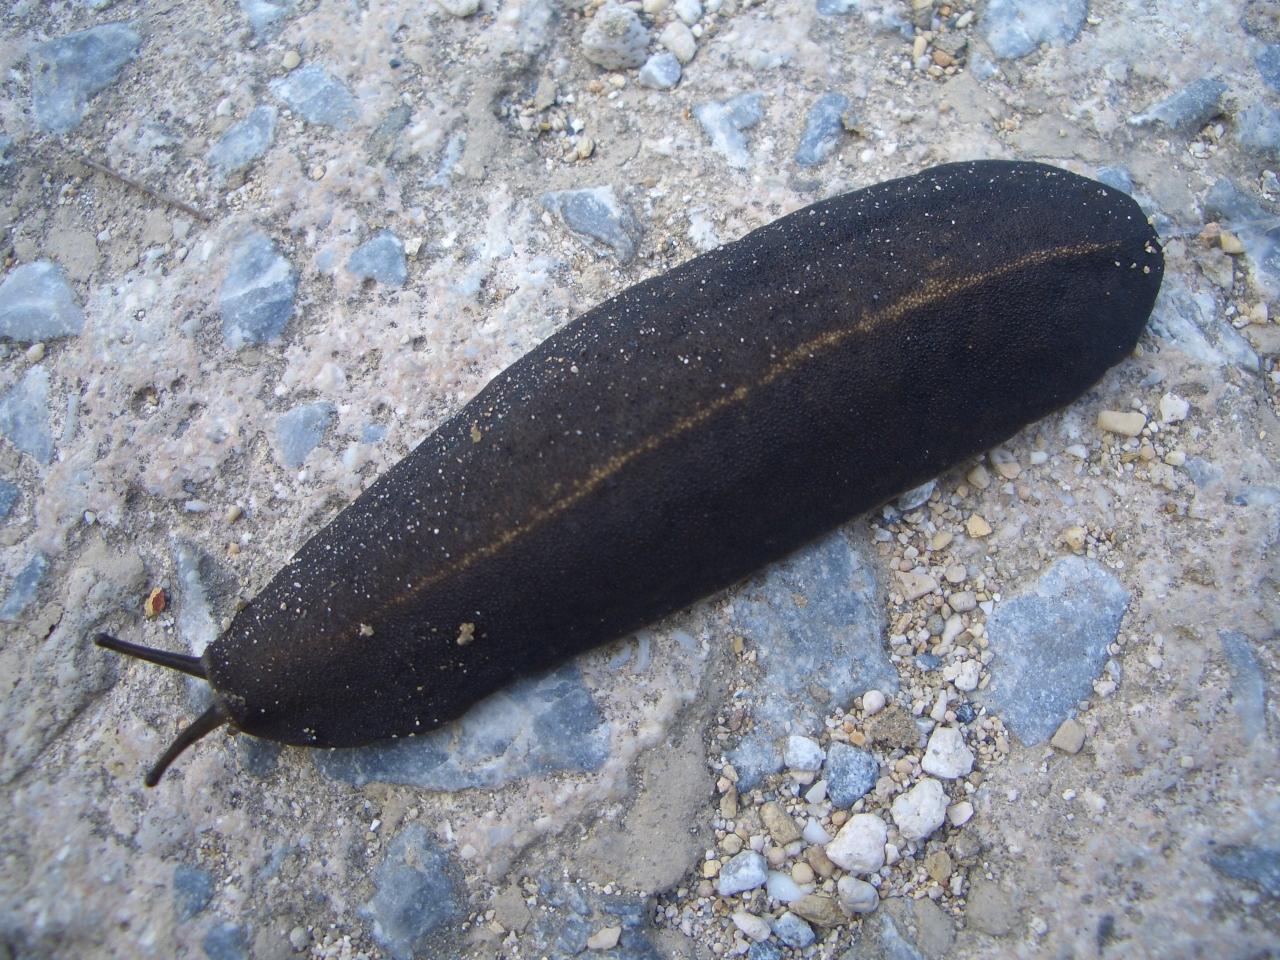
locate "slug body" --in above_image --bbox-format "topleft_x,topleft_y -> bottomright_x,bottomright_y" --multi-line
99,160 -> 1163,784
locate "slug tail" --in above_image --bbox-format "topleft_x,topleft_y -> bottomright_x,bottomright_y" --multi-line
144,705 -> 229,787
94,633 -> 207,679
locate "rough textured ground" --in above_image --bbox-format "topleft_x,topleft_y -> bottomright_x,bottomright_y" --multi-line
0,0 -> 1277,959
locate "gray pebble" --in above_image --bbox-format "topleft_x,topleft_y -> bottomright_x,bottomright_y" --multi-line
0,553 -> 48,622
0,262 -> 86,343
896,479 -> 935,512
1237,102 -> 1280,158
717,851 -> 768,896
1206,844 -> 1280,899
824,741 -> 879,806
30,23 -> 141,133
202,922 -> 248,960
314,663 -> 609,788
219,231 -> 297,349
541,186 -> 642,263
727,530 -> 892,789
348,231 -> 408,287
915,652 -> 941,671
1183,456 -> 1223,489
1129,77 -> 1226,133
747,944 -> 783,960
983,0 -> 1086,60
207,105 -> 277,179
1094,165 -> 1134,195
638,52 -> 682,90
367,104 -> 412,163
694,92 -> 764,170
1258,44 -> 1280,93
0,480 -> 17,521
773,911 -> 815,948
287,927 -> 310,951
173,864 -> 215,921
794,92 -> 850,168
0,366 -> 53,465
361,823 -> 462,959
361,423 -> 388,444
581,4 -> 651,70
978,556 -> 1129,745
270,64 -> 359,129
277,402 -> 334,469
1219,631 -> 1267,744
240,0 -> 297,38
815,0 -> 911,36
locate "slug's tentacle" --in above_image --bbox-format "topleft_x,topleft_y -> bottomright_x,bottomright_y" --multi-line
94,634 -> 228,785
94,633 -> 206,678
144,705 -> 229,787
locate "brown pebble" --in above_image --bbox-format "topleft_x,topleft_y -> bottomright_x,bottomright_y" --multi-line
805,844 -> 837,878
1050,717 -> 1086,754
143,587 -> 167,617
867,704 -> 920,749
925,848 -> 953,883
790,894 -> 846,928
760,801 -> 802,844
720,786 -> 739,819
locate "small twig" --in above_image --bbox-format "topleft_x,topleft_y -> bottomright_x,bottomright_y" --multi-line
61,146 -> 211,224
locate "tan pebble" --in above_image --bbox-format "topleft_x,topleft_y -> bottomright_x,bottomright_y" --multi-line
1139,442 -> 1157,461
1219,231 -> 1245,255
25,342 -> 45,362
894,757 -> 913,778
792,861 -> 815,885
931,530 -> 953,551
944,563 -> 966,584
790,893 -> 846,928
281,49 -> 301,70
1098,409 -> 1146,437
722,763 -> 739,781
760,801 -> 803,845
805,844 -> 837,878
720,786 -> 738,819
575,136 -> 595,160
1164,449 -> 1186,467
702,859 -> 721,878
721,833 -> 743,855
912,35 -> 928,59
946,800 -> 974,826
310,164 -> 326,181
765,845 -> 787,868
966,464 -> 991,490
897,570 -> 939,600
965,514 -> 992,538
586,926 -> 621,951
830,810 -> 849,827
924,849 -> 952,883
1050,718 -> 1086,754
989,447 -> 1020,479
226,504 -> 244,523
931,48 -> 955,67
1063,526 -> 1087,553
848,729 -> 868,747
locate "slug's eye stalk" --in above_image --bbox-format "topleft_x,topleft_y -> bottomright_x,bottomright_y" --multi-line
94,633 -> 230,787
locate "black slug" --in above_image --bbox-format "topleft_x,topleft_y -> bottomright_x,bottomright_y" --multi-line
96,160 -> 1163,786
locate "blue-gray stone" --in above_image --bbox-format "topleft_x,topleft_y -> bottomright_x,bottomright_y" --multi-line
1129,77 -> 1227,133
207,105 -> 277,178
202,922 -> 248,960
361,423 -> 388,444
0,262 -> 85,342
694,92 -> 764,170
277,402 -> 334,469
794,92 -> 850,167
219,231 -> 296,348
240,0 -> 296,38
30,23 -> 141,133
717,851 -> 768,896
1237,103 -> 1280,159
314,663 -> 609,787
348,231 -> 408,286
0,553 -> 47,622
1220,631 -> 1268,744
896,480 -> 935,512
748,944 -> 784,960
1150,282 -> 1261,372
270,64 -> 359,130
816,0 -> 858,12
173,864 -> 215,921
773,911 -> 815,948
0,480 -> 17,520
1095,166 -> 1134,195
0,135 -> 11,165
362,823 -> 462,960
824,741 -> 879,807
915,652 -> 941,670
238,737 -> 281,777
1207,845 -> 1280,898
1183,456 -> 1223,489
1259,45 -> 1280,93
367,104 -> 412,162
726,529 -> 891,789
983,0 -> 1087,60
0,366 -> 53,465
1201,180 -> 1280,297
541,186 -> 642,263
815,0 -> 911,35
954,701 -> 976,724
638,51 -> 682,90
978,556 -> 1129,745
